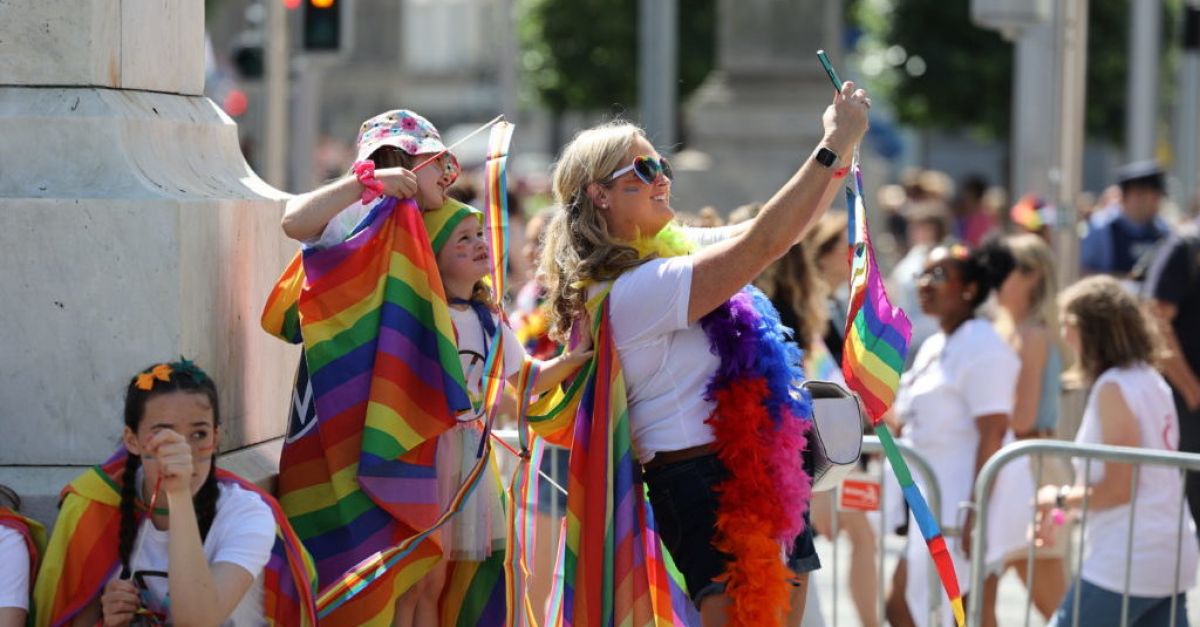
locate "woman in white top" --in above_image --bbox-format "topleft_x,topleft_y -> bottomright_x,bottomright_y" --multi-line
1038,275 -> 1199,627
984,233 -> 1068,621
538,82 -> 870,626
884,242 -> 1025,627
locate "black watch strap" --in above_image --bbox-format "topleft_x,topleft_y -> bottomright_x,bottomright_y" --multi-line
814,146 -> 839,168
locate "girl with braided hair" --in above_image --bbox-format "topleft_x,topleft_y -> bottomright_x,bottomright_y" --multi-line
31,360 -> 315,627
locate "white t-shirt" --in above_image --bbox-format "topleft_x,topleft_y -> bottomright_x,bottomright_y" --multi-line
891,318 -> 1019,622
595,225 -> 745,464
304,199 -> 379,249
450,306 -> 525,415
0,525 -> 30,610
602,255 -> 721,463
1075,364 -> 1200,596
113,478 -> 276,627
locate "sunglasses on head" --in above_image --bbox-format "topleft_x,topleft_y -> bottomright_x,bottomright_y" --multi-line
605,155 -> 673,185
917,266 -> 952,285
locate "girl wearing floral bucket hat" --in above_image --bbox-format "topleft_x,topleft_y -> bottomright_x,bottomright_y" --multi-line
282,109 -> 463,243
277,110 -> 593,625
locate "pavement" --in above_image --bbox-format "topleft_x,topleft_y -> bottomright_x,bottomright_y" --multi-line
807,532 -> 1200,626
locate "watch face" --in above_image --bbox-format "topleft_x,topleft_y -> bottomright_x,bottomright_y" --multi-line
816,147 -> 838,167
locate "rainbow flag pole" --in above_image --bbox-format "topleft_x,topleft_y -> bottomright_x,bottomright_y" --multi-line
819,50 -> 966,627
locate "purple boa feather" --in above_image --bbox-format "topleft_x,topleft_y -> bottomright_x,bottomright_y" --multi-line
700,287 -> 812,424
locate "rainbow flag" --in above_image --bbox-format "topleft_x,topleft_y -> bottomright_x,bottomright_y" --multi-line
264,196 -> 515,625
30,448 -> 317,627
482,121 -> 515,301
840,165 -> 963,626
527,290 -> 693,627
841,167 -> 911,420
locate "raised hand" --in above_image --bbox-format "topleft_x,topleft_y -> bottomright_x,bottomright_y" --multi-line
145,429 -> 195,495
375,167 -> 419,199
822,80 -> 871,153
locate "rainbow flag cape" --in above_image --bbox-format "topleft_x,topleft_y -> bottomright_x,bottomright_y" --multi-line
0,506 -> 44,604
29,448 -> 317,627
526,289 -> 694,627
263,195 -> 513,625
841,165 -> 963,626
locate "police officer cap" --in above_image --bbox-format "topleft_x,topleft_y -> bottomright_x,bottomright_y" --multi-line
1115,160 -> 1165,192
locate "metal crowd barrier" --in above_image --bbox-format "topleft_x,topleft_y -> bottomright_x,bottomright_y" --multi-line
968,440 -> 1200,627
812,435 -> 947,627
495,430 -> 952,627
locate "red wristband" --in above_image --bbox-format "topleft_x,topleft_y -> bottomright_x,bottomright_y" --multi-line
832,165 -> 850,179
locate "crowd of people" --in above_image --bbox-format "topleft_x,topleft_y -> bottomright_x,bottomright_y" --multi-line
2,78 -> 1200,627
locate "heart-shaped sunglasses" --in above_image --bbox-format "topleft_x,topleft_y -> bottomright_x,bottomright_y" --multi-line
605,155 -> 673,185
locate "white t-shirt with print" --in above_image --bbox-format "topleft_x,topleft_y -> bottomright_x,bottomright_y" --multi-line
113,478 -> 276,627
449,306 -> 525,415
1075,364 -> 1200,596
0,525 -> 29,610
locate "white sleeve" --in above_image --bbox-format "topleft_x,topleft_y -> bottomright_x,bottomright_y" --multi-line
682,225 -> 742,248
302,199 -> 375,249
0,527 -> 29,610
959,345 -> 1019,419
608,256 -> 693,345
210,488 -> 276,577
501,319 -> 527,379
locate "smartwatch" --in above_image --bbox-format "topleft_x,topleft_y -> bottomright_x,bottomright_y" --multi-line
814,146 -> 839,168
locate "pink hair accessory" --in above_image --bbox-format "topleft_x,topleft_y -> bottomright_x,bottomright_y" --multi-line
1051,508 -> 1066,526
353,160 -> 385,204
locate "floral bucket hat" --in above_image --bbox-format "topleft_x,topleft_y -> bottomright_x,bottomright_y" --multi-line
355,109 -> 460,184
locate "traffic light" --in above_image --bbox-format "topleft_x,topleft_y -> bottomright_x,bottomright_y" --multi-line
303,0 -> 341,52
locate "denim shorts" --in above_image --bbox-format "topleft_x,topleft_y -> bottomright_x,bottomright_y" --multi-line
1048,578 -> 1189,627
643,453 -> 821,607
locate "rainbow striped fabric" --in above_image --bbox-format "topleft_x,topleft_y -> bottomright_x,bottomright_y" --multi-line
527,290 -> 693,627
482,121 -> 515,301
29,448 -> 317,627
840,165 -> 964,626
841,168 -> 911,422
264,196 -> 516,625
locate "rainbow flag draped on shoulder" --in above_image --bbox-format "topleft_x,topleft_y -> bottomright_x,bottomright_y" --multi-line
841,165 -> 963,626
261,196 -> 510,625
29,448 -> 317,627
526,289 -> 694,627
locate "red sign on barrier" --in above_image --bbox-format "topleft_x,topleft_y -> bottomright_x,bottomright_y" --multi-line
839,475 -> 881,512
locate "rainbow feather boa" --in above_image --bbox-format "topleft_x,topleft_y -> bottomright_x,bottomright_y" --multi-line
700,287 -> 813,626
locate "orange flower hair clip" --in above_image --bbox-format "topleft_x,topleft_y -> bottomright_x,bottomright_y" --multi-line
135,363 -> 174,391
948,243 -> 970,260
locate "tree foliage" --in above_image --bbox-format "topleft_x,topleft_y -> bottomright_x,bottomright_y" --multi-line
517,0 -> 715,114
851,0 -> 1179,144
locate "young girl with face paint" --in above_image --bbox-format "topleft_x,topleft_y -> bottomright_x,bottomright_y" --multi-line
281,110 -> 591,627
30,360 -> 315,627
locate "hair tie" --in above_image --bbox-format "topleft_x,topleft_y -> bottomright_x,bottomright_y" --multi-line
353,160 -> 386,205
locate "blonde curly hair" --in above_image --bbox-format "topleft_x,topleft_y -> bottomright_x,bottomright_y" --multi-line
539,122 -> 656,340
